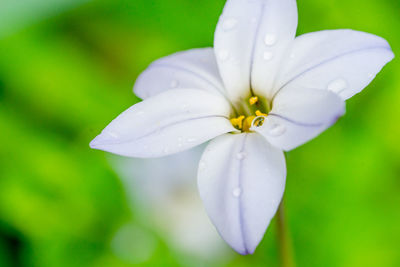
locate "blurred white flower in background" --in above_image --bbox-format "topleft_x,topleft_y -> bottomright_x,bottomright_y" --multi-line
110,145 -> 233,264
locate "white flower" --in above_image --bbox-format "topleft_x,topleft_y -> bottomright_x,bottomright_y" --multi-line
90,0 -> 394,255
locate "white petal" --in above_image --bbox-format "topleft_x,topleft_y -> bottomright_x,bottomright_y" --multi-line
277,30 -> 394,100
134,48 -> 226,99
90,89 -> 236,158
252,87 -> 345,151
198,133 -> 286,254
214,0 -> 298,103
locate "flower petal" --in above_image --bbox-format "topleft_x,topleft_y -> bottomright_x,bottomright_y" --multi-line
198,133 -> 286,254
252,87 -> 345,151
134,48 -> 226,99
277,30 -> 394,100
90,89 -> 236,158
214,0 -> 298,103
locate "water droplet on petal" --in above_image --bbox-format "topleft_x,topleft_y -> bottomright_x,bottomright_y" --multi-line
268,123 -> 286,137
222,18 -> 238,31
181,104 -> 189,112
264,34 -> 277,46
186,137 -> 196,143
236,151 -> 247,160
104,131 -> 119,138
251,116 -> 266,129
327,78 -> 347,94
170,80 -> 179,88
263,51 -> 273,61
199,161 -> 206,171
218,49 -> 230,61
232,187 -> 242,197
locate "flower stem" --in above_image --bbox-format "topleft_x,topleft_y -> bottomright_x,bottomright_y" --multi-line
276,199 -> 296,267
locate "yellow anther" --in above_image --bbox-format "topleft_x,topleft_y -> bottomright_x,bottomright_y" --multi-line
243,116 -> 256,132
255,110 -> 268,117
249,96 -> 259,105
230,115 -> 245,129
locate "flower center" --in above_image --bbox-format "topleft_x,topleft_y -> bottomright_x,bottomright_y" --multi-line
230,95 -> 268,132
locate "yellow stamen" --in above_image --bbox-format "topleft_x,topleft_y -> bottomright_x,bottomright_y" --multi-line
249,96 -> 259,105
230,115 -> 245,129
255,110 -> 268,117
243,116 -> 256,132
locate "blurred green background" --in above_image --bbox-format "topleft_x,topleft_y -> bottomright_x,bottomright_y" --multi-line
0,0 -> 399,266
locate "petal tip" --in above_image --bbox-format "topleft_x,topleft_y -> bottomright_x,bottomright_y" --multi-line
89,131 -> 120,149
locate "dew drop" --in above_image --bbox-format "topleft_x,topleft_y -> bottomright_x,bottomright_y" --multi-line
263,51 -> 273,61
170,80 -> 179,88
105,131 -> 119,138
181,103 -> 189,112
199,161 -> 206,171
232,187 -> 242,197
327,78 -> 347,94
222,18 -> 238,31
236,151 -> 247,160
186,137 -> 197,143
218,49 -> 230,61
251,116 -> 266,129
264,34 -> 277,46
268,123 -> 286,137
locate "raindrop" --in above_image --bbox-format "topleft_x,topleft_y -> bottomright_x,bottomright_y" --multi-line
236,151 -> 247,160
232,187 -> 242,197
181,104 -> 189,112
170,80 -> 179,88
264,34 -> 277,46
222,18 -> 238,31
251,116 -> 265,129
105,131 -> 119,138
186,137 -> 197,143
199,161 -> 206,171
327,78 -> 347,94
268,123 -> 286,136
263,51 -> 273,61
218,49 -> 230,61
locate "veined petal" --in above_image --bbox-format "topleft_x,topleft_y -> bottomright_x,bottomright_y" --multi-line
214,0 -> 298,104
253,87 -> 345,151
277,30 -> 394,100
198,133 -> 286,254
90,89 -> 236,158
134,48 -> 225,99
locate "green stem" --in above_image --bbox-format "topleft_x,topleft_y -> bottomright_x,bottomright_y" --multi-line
276,199 -> 296,267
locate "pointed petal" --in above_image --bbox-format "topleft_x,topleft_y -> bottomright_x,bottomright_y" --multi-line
134,48 -> 226,99
214,0 -> 298,103
253,87 -> 345,151
198,133 -> 286,254
90,89 -> 236,158
277,30 -> 394,100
